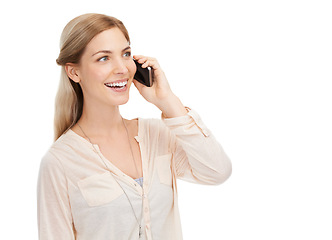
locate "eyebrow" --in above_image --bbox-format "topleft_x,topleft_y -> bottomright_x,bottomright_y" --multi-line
92,46 -> 131,57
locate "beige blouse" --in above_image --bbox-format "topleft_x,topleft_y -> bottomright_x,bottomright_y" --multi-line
37,109 -> 232,240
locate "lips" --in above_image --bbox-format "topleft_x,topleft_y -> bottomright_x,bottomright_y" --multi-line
104,80 -> 128,88
104,79 -> 129,93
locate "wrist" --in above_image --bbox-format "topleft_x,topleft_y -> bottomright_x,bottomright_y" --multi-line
158,94 -> 188,118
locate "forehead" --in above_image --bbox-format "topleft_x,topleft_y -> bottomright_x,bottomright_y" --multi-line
85,28 -> 129,53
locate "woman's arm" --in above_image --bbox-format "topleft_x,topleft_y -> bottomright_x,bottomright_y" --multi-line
163,109 -> 232,185
133,55 -> 231,185
37,151 -> 75,239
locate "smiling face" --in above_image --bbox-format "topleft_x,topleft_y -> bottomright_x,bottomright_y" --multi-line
69,27 -> 137,107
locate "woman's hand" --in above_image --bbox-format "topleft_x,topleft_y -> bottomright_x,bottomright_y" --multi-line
133,55 -> 187,118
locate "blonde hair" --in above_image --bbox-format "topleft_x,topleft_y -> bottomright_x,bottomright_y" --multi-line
54,13 -> 130,140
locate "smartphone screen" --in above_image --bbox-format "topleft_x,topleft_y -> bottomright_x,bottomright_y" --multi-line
134,59 -> 153,87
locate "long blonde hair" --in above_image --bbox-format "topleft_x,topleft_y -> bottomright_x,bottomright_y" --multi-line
54,13 -> 130,141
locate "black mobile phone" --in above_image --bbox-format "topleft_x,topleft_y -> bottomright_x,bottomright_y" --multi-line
134,59 -> 153,87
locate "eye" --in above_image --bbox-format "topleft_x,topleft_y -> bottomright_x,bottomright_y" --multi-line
98,56 -> 109,62
123,51 -> 131,57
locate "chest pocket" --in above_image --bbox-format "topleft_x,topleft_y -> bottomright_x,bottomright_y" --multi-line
157,153 -> 173,186
77,172 -> 124,207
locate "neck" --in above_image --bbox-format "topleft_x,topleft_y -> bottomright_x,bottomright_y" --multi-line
77,102 -> 123,138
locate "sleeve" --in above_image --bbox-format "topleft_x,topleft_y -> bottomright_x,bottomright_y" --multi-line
162,108 -> 232,185
37,151 -> 76,240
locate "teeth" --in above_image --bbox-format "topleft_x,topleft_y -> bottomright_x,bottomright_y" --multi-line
105,81 -> 128,88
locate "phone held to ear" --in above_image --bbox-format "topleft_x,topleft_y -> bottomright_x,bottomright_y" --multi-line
134,59 -> 153,87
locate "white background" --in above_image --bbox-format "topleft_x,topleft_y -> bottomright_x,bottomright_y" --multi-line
0,0 -> 331,239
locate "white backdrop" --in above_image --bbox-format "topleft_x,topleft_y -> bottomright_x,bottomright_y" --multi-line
0,0 -> 331,239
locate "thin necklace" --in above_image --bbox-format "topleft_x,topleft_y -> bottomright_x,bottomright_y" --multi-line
77,119 -> 143,238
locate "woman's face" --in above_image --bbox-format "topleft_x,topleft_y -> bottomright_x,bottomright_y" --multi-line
74,27 -> 136,107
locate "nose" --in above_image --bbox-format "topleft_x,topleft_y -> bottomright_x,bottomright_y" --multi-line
113,58 -> 129,75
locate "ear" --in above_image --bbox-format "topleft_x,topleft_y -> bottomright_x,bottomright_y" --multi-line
65,63 -> 81,83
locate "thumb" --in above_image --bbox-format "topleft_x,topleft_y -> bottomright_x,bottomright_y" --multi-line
133,79 -> 145,94
133,79 -> 154,103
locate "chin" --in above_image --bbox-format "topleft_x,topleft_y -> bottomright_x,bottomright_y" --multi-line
118,98 -> 129,106
109,94 -> 130,106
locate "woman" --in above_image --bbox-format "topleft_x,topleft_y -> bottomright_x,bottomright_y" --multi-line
37,13 -> 232,240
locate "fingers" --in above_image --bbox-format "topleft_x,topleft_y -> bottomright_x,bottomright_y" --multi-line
133,55 -> 160,70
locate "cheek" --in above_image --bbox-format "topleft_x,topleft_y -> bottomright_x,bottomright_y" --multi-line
84,64 -> 109,82
128,61 -> 137,78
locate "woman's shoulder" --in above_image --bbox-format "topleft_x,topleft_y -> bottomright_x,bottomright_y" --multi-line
41,130 -> 86,165
51,129 -> 83,151
38,132 -> 80,181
